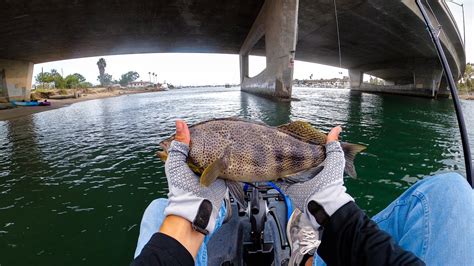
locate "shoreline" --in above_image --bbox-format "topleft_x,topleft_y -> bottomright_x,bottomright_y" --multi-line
0,89 -> 161,121
460,94 -> 474,100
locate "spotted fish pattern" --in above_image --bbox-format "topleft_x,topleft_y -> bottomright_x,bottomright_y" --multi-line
160,118 -> 328,184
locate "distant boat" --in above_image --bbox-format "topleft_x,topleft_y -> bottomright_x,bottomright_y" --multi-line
11,101 -> 39,107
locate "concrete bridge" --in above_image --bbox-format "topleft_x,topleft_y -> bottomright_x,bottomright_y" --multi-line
0,0 -> 465,101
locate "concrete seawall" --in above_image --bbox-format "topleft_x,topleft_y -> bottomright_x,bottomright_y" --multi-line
352,83 -> 450,98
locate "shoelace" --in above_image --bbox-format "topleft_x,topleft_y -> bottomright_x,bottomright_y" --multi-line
299,229 -> 321,255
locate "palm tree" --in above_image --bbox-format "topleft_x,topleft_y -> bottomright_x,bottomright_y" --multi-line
148,72 -> 152,83
97,58 -> 107,86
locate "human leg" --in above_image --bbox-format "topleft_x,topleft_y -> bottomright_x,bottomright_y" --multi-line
372,172 -> 474,265
313,172 -> 474,265
133,198 -> 227,265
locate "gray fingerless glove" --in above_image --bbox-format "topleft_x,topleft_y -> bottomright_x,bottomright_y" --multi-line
281,141 -> 354,228
163,141 -> 227,234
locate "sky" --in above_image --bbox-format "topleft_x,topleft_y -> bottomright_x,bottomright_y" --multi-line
33,2 -> 473,86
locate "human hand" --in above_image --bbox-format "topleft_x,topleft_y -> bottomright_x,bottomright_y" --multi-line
163,120 -> 228,235
279,126 -> 354,229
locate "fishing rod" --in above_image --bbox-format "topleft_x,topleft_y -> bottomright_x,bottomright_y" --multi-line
415,0 -> 473,187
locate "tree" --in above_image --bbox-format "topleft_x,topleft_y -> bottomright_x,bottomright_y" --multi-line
458,63 -> 473,93
48,69 -> 66,89
35,72 -> 54,84
119,71 -> 140,86
465,63 -> 472,92
36,70 -> 90,89
65,73 -> 86,89
97,73 -> 113,86
97,58 -> 107,86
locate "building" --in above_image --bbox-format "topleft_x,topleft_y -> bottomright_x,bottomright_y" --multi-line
127,81 -> 153,88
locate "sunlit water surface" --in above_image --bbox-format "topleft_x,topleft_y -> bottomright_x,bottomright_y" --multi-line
1,87 -> 473,265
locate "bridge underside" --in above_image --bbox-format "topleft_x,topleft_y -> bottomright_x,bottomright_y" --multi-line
0,0 -> 465,101
348,59 -> 448,98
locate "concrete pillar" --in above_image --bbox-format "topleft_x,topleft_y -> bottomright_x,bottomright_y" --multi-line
413,68 -> 443,97
437,76 -> 450,97
239,0 -> 299,99
0,59 -> 34,101
239,54 -> 249,83
349,69 -> 363,88
0,69 -> 7,99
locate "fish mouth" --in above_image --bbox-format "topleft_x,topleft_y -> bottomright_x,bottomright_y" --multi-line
159,136 -> 175,151
159,141 -> 169,151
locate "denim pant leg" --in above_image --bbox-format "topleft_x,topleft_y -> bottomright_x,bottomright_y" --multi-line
372,172 -> 474,265
133,198 -> 227,266
315,172 -> 474,266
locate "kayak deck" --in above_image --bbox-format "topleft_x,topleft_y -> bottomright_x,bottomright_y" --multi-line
207,185 -> 291,265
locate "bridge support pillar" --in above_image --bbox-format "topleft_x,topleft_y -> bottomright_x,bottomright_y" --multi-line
349,69 -> 363,88
239,0 -> 298,99
413,68 -> 443,97
0,59 -> 34,102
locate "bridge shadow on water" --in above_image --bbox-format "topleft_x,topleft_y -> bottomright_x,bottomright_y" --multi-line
239,91 -> 292,126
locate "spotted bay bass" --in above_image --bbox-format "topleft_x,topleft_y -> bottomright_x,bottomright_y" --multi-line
158,118 -> 366,197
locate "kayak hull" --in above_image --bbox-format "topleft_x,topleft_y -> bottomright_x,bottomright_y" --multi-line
11,101 -> 39,106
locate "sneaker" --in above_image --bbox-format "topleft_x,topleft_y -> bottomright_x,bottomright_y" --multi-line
287,208 -> 321,266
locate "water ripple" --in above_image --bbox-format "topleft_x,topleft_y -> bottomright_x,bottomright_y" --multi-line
0,87 -> 472,265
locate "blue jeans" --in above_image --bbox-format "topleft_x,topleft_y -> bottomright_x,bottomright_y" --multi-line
133,198 -> 227,265
314,172 -> 474,265
134,173 -> 474,265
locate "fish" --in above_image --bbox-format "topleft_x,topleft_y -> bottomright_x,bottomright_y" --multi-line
157,118 -> 366,203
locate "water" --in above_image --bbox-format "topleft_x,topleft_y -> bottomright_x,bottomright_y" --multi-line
0,87 -> 473,265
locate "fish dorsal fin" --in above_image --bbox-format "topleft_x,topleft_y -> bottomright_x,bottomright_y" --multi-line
277,121 -> 327,145
190,117 -> 268,129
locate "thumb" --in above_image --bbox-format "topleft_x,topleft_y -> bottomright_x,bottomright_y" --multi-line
175,120 -> 190,145
327,126 -> 342,144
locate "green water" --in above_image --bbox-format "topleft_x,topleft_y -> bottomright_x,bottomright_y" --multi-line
0,87 -> 473,265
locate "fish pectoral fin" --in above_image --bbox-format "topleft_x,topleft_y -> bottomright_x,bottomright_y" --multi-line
200,148 -> 231,186
156,151 -> 168,162
341,142 -> 367,178
277,121 -> 327,145
226,180 -> 247,209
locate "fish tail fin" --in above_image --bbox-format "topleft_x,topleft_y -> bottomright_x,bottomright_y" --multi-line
156,151 -> 168,162
226,180 -> 248,209
341,142 -> 366,178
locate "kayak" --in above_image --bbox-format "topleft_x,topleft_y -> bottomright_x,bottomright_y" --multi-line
11,101 -> 39,107
208,183 -> 292,265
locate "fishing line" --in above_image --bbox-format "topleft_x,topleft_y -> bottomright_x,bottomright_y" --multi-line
333,0 -> 343,69
416,0 -> 473,187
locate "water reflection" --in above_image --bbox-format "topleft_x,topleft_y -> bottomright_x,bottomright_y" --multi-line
5,116 -> 51,186
239,92 -> 291,125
